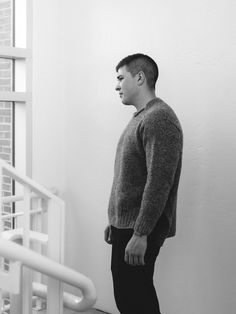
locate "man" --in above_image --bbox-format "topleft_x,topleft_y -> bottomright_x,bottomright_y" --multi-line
104,53 -> 183,314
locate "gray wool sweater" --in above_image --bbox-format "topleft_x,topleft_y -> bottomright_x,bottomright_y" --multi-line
108,97 -> 183,238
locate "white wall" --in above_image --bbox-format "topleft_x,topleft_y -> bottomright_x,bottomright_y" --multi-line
32,0 -> 66,192
33,1 -> 236,314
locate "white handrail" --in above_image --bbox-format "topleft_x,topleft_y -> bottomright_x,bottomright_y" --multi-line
0,160 -> 96,313
2,193 -> 40,204
32,282 -> 83,312
0,238 -> 97,312
0,208 -> 45,220
0,160 -> 62,202
1,283 -> 84,312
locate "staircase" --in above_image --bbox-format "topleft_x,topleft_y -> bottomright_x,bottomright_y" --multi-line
0,160 -> 96,314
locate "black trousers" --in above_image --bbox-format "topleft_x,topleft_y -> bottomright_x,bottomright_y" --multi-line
111,226 -> 162,314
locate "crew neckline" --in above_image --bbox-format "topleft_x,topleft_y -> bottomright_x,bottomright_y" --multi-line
133,98 -> 158,117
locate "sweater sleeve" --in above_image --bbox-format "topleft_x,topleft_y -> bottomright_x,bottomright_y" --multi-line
134,115 -> 182,236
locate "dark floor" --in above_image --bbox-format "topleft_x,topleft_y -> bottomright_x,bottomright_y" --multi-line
76,308 -> 110,314
41,308 -> 111,314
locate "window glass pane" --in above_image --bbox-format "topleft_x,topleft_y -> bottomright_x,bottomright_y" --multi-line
15,59 -> 26,92
0,101 -> 13,165
0,0 -> 13,47
0,57 -> 13,91
0,101 -> 14,230
0,2 -> 14,226
15,0 -> 26,48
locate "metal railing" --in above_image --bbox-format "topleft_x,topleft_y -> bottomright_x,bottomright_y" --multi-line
0,238 -> 96,312
0,160 -> 96,313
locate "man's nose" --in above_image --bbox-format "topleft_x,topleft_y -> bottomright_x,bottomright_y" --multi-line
115,83 -> 120,91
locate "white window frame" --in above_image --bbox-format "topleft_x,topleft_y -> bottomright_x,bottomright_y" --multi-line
0,0 -> 32,177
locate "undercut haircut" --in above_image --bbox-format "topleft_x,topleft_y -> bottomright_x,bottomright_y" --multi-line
116,53 -> 159,90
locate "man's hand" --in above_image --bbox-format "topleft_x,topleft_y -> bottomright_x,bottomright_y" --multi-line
125,233 -> 147,266
104,225 -> 112,244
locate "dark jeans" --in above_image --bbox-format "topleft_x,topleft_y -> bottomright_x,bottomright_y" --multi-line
111,226 -> 162,314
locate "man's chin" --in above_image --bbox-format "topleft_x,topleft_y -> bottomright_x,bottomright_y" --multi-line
121,99 -> 131,106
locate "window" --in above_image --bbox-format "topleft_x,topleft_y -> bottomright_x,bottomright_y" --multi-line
0,0 -> 32,230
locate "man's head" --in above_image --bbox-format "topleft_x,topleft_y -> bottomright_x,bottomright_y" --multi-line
116,53 -> 159,91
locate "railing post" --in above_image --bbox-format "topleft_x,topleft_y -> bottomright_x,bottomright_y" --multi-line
31,197 -> 47,311
22,186 -> 32,314
47,199 -> 64,314
10,294 -> 22,314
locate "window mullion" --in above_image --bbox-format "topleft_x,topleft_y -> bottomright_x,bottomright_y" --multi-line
0,92 -> 28,102
0,47 -> 30,59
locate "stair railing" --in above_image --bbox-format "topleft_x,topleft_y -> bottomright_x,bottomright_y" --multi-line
0,238 -> 96,312
0,160 -> 96,314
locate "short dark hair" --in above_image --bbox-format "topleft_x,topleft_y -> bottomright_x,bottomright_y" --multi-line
116,53 -> 159,90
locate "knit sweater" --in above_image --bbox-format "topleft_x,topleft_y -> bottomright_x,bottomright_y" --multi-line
108,97 -> 183,238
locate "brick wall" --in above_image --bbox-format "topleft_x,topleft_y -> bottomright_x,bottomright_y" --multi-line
0,0 -> 12,47
0,0 -> 13,229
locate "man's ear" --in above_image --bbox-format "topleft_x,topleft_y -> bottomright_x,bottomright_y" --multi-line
137,71 -> 145,86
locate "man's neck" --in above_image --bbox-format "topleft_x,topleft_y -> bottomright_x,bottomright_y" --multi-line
133,91 -> 156,112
